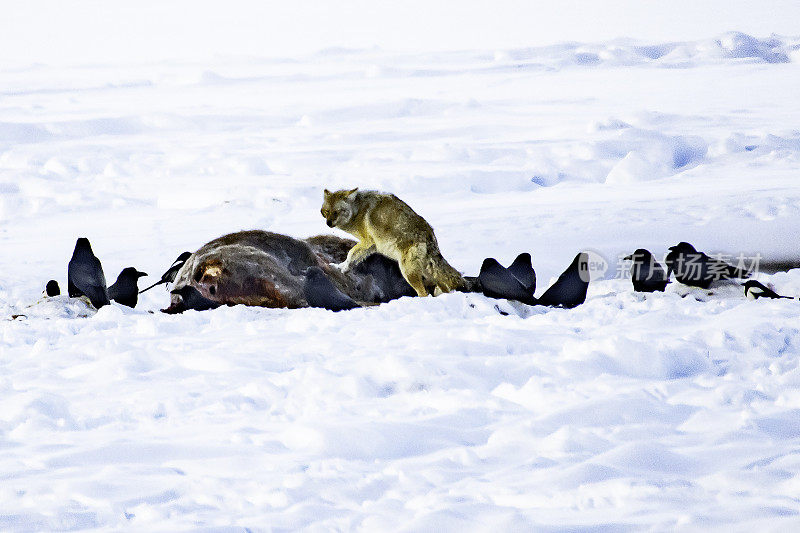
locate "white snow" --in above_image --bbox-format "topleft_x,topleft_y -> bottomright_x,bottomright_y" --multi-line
3,2 -> 800,530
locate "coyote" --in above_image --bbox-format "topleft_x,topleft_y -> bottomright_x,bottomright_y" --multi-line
321,188 -> 465,296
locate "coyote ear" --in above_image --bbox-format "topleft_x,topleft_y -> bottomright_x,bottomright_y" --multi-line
347,187 -> 358,199
323,188 -> 331,197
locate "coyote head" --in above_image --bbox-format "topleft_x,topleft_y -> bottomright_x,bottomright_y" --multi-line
321,188 -> 358,228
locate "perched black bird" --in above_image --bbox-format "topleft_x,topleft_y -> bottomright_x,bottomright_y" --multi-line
744,280 -> 793,300
353,254 -> 416,302
303,267 -> 360,311
537,252 -> 590,308
139,251 -> 192,294
478,258 -> 535,304
665,242 -> 750,289
166,285 -> 222,313
507,253 -> 536,293
624,248 -> 670,292
67,237 -> 110,308
478,252 -> 589,309
108,267 -> 148,307
45,280 -> 61,297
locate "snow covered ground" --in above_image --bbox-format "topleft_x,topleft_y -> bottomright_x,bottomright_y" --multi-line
3,3 -> 800,530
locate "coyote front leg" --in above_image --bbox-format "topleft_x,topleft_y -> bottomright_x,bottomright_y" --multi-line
338,241 -> 376,273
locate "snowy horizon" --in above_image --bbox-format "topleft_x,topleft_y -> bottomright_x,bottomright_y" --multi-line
5,1 -> 800,66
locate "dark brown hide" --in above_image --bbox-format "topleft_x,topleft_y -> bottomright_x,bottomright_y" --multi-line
165,230 -> 415,312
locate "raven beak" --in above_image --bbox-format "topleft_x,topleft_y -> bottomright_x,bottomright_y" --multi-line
623,254 -> 632,261
138,271 -> 148,278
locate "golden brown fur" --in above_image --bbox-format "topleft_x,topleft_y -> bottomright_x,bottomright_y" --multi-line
321,188 -> 465,296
